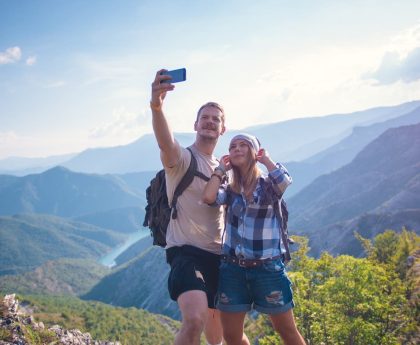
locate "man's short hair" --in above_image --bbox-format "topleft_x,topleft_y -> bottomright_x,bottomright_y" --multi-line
196,102 -> 225,123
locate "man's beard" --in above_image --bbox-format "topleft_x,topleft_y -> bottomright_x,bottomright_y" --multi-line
198,131 -> 219,142
198,134 -> 219,142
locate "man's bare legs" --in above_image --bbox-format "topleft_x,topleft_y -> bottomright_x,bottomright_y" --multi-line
175,290 -> 208,345
220,311 -> 250,345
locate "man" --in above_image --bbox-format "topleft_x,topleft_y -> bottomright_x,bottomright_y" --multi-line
150,69 -> 225,345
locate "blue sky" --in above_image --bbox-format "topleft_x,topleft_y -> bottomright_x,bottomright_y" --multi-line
1,0 -> 420,159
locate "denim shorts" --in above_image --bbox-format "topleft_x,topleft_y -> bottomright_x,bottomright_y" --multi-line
216,258 -> 294,314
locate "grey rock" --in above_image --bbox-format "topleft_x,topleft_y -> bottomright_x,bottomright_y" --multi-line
0,294 -> 121,345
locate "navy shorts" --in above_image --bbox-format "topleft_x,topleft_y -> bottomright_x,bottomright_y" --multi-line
216,257 -> 294,314
166,245 -> 220,309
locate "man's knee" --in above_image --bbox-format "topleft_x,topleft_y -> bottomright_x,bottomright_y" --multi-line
182,311 -> 207,334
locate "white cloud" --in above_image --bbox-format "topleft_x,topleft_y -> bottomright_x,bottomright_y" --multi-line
89,106 -> 151,140
387,22 -> 420,56
0,130 -> 90,159
0,46 -> 22,64
364,23 -> 420,85
0,131 -> 35,158
0,130 -> 19,142
26,55 -> 37,66
365,47 -> 420,84
245,23 -> 420,125
77,55 -> 140,85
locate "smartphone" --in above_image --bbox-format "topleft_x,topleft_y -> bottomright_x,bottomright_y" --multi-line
160,68 -> 186,84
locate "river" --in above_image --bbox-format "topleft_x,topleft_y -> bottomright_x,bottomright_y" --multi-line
99,230 -> 150,268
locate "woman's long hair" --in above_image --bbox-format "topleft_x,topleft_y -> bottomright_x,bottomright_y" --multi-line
229,147 -> 261,201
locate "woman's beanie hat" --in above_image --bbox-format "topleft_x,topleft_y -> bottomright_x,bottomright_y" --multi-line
230,133 -> 260,152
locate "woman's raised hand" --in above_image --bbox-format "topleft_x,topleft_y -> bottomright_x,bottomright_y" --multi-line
219,154 -> 232,172
257,148 -> 276,171
256,148 -> 269,163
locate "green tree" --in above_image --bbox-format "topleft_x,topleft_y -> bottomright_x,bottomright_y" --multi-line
252,231 -> 417,345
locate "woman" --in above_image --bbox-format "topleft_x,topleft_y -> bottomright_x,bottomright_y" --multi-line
203,133 -> 306,345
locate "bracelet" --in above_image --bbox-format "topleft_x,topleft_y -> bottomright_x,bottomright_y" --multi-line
149,101 -> 161,111
214,165 -> 226,175
211,173 -> 223,183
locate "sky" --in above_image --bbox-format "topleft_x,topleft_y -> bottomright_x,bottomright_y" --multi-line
1,0 -> 420,159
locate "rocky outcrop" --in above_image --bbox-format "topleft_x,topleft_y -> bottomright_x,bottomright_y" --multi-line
0,294 -> 120,345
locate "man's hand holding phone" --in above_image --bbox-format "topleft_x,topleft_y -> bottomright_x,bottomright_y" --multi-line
150,68 -> 186,111
160,68 -> 186,84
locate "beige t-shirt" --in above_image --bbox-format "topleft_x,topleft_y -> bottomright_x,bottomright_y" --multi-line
165,145 -> 223,254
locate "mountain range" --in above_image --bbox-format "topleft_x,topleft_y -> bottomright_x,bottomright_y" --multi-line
285,105 -> 420,196
80,123 -> 420,318
288,122 -> 420,255
1,100 -> 419,175
0,166 -> 144,218
1,100 -> 419,324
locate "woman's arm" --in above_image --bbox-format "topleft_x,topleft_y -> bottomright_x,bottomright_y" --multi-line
257,148 -> 292,196
202,170 -> 224,204
269,163 -> 293,196
202,155 -> 230,204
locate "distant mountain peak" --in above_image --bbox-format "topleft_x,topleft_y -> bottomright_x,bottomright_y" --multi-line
44,165 -> 71,173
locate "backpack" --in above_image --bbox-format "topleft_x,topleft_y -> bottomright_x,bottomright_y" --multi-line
273,198 -> 294,263
143,147 -> 209,247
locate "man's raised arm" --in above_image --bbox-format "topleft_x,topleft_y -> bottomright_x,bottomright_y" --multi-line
150,69 -> 181,168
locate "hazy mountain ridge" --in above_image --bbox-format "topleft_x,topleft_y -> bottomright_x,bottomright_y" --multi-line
0,175 -> 19,191
62,134 -> 165,174
0,153 -> 77,176
288,123 -> 420,255
2,100 -> 419,176
326,209 -> 420,256
285,105 -> 420,196
61,100 -> 420,174
246,100 -> 420,161
74,206 -> 145,234
0,166 -> 143,218
306,105 -> 420,165
116,170 -> 156,196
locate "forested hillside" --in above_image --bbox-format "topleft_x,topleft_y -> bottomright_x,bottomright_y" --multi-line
0,258 -> 109,296
83,243 -> 179,319
0,214 -> 125,275
1,230 -> 418,345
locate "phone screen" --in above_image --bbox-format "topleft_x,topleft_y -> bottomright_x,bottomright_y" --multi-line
160,68 -> 186,84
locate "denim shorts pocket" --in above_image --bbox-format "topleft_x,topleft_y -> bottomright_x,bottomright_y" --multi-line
262,258 -> 285,273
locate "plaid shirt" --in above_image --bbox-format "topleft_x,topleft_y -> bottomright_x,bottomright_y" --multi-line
215,164 -> 292,260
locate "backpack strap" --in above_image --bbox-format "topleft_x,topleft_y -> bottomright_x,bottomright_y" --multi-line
171,147 -> 209,219
273,199 -> 291,263
194,170 -> 210,181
